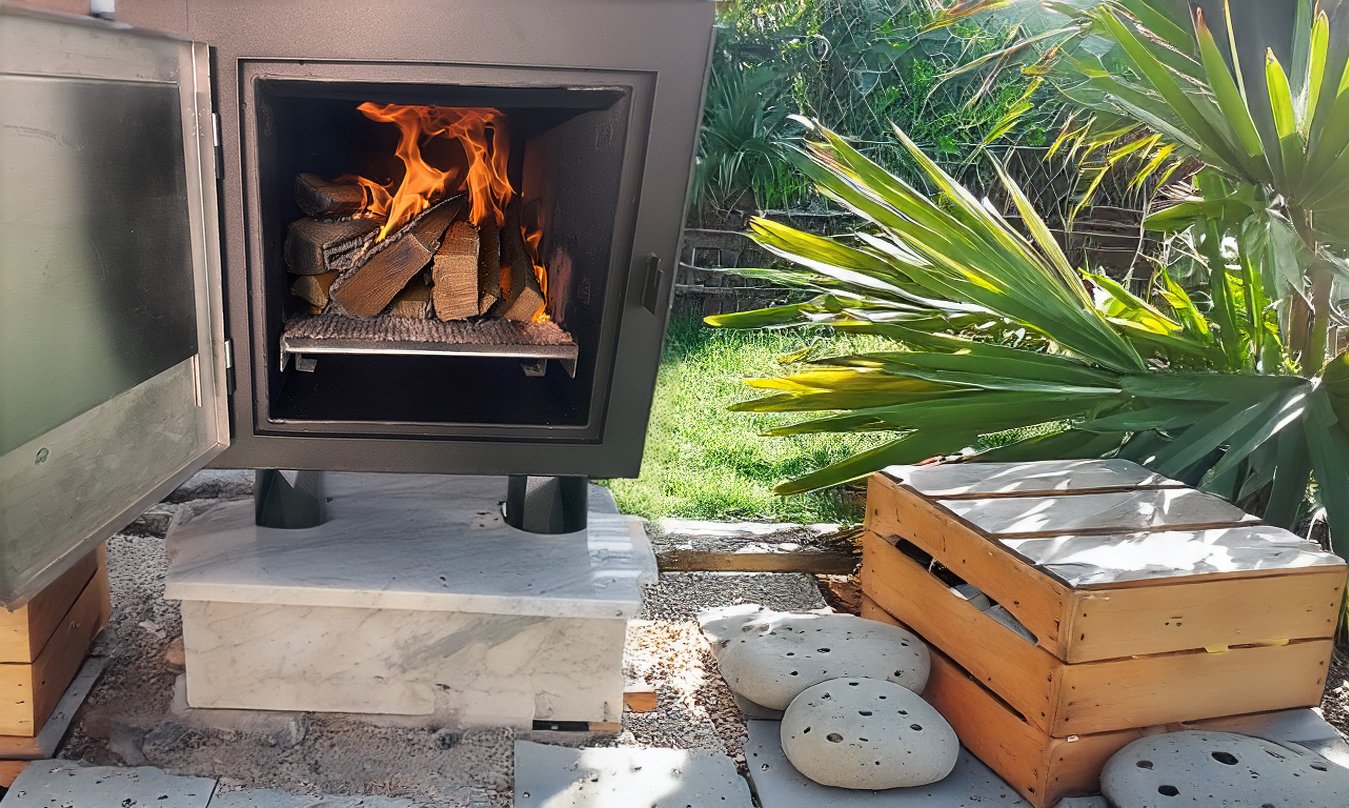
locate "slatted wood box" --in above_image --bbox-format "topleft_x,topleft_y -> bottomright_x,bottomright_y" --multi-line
861,595 -> 1344,807
0,548 -> 110,736
863,460 -> 1345,734
859,459 -> 1348,806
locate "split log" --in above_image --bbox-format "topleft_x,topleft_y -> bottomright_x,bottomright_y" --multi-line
477,216 -> 501,315
291,270 -> 339,310
329,197 -> 464,318
492,204 -> 546,322
330,234 -> 433,318
433,222 -> 481,321
389,280 -> 432,319
284,217 -> 379,275
294,173 -> 365,218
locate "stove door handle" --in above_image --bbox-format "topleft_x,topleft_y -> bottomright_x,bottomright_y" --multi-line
640,253 -> 664,315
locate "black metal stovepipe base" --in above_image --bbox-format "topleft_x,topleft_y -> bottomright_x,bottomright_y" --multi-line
505,475 -> 588,534
254,469 -> 328,529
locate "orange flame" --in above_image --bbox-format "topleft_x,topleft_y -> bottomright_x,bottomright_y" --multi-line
350,102 -> 549,323
354,104 -> 513,239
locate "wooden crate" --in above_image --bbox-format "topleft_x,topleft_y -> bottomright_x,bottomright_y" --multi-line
861,595 -> 1346,808
866,462 -> 1346,663
862,530 -> 1335,735
861,595 -> 1140,806
0,551 -> 110,736
0,550 -> 99,664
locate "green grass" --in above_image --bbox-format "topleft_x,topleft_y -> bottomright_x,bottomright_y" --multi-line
602,315 -> 893,524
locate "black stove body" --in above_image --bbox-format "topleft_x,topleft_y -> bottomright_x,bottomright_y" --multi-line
0,0 -> 713,603
150,0 -> 715,477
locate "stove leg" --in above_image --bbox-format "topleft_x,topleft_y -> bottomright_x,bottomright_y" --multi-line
505,475 -> 588,534
255,469 -> 328,529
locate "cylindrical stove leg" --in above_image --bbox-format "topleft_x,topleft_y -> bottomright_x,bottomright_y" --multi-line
254,469 -> 328,529
505,475 -> 588,534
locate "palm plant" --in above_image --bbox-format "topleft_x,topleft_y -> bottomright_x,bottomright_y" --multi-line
692,56 -> 797,212
709,118 -> 1349,555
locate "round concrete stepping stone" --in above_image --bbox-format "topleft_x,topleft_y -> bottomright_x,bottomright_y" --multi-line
780,677 -> 958,789
716,612 -> 929,709
1101,730 -> 1349,807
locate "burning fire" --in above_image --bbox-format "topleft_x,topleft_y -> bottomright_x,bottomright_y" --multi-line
352,103 -> 548,321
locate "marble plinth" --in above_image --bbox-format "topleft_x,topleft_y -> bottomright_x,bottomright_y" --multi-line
165,474 -> 654,726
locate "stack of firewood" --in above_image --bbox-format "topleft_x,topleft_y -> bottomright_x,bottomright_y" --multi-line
285,173 -> 544,322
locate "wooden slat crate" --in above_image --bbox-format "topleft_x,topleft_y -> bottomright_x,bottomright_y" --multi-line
861,595 -> 1140,806
861,531 -> 1334,735
867,461 -> 1344,663
859,459 -> 1349,806
861,594 -> 1349,807
0,549 -> 110,736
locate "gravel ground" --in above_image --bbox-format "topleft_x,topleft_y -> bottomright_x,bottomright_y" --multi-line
55,472 -> 826,806
47,471 -> 1349,804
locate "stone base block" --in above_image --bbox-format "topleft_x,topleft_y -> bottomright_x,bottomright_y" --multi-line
165,474 -> 653,727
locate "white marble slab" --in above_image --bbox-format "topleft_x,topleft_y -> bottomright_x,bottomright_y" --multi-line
513,741 -> 754,808
2,760 -> 216,807
165,475 -> 654,619
181,600 -> 627,722
938,488 -> 1258,537
744,720 -> 1031,806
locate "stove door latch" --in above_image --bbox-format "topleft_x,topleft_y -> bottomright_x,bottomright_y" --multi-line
640,253 -> 663,314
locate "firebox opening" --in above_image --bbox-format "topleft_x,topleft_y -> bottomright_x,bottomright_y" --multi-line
253,79 -> 632,433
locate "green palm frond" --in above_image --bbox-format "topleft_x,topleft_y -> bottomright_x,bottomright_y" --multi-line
710,119 -> 1349,557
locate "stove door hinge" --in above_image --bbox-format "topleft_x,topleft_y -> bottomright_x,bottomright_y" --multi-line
211,111 -> 223,180
223,338 -> 236,396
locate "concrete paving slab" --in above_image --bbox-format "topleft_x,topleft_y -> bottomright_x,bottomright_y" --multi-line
744,719 -> 1031,807
205,788 -> 421,807
513,740 -> 753,808
1,760 -> 216,807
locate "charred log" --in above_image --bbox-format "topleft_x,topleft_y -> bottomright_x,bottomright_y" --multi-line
328,197 -> 464,319
294,173 -> 366,218
284,217 -> 379,275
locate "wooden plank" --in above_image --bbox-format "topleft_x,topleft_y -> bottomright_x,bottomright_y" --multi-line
657,543 -> 856,575
0,569 -> 109,736
1055,638 -> 1331,735
0,759 -> 28,788
937,488 -> 1258,538
623,682 -> 657,713
432,221 -> 481,321
866,474 -> 1068,654
294,172 -> 365,218
883,459 -> 1182,499
0,551 -> 97,664
0,656 -> 107,759
1065,566 -> 1345,663
924,647 -> 1140,808
860,531 -> 1060,728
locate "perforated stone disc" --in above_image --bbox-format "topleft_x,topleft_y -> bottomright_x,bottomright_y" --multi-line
1101,730 -> 1349,807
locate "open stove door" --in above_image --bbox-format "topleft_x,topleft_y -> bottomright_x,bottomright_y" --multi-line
0,6 -> 229,607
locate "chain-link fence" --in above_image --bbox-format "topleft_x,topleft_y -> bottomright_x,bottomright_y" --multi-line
679,0 -> 1164,316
